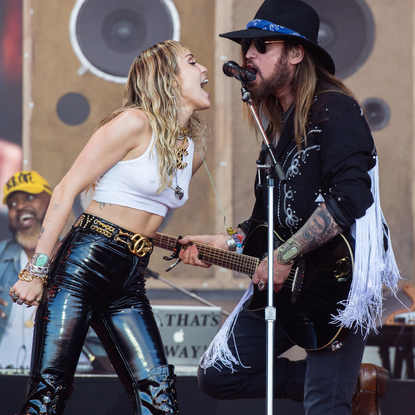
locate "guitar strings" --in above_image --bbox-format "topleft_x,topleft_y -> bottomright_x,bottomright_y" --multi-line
156,233 -> 300,287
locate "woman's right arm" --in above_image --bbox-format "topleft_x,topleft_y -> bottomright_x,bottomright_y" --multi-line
12,109 -> 151,304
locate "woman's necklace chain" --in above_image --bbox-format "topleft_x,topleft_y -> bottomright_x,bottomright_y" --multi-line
174,126 -> 188,199
176,135 -> 188,170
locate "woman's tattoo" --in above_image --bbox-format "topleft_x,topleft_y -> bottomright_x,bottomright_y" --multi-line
39,226 -> 45,239
53,203 -> 59,211
99,202 -> 111,210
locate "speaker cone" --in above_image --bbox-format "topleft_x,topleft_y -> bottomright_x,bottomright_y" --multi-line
362,97 -> 391,131
305,0 -> 375,79
70,0 -> 180,83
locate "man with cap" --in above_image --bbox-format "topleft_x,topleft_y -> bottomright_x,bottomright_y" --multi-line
0,171 -> 52,369
178,1 -> 398,414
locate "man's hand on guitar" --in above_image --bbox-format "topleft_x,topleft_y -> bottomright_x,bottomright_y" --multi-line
252,250 -> 292,293
178,234 -> 230,268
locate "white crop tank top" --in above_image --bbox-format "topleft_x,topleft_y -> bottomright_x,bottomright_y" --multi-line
92,132 -> 194,217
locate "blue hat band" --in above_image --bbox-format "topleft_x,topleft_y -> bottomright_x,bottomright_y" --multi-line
246,19 -> 316,43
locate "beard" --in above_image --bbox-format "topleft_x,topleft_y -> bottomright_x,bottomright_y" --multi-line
248,53 -> 291,101
11,222 -> 42,254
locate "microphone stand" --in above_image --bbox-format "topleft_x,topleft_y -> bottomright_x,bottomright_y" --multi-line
241,84 -> 287,415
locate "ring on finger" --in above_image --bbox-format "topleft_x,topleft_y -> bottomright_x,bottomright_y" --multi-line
16,300 -> 24,305
9,287 -> 14,294
258,281 -> 266,291
11,293 -> 20,301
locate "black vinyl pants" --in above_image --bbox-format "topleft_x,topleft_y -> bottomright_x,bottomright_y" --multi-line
20,224 -> 170,414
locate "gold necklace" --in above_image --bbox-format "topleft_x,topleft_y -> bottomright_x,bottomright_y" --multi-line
180,126 -> 188,138
176,130 -> 188,169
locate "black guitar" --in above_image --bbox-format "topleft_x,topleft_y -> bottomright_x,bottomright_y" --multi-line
153,225 -> 354,350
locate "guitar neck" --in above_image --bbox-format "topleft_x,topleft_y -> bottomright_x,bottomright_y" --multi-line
154,233 -> 259,276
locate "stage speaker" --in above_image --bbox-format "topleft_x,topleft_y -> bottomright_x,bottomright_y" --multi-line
306,0 -> 375,80
26,0 -> 217,284
28,0 -> 181,185
70,0 -> 180,83
304,0 -> 415,283
229,0 -> 414,285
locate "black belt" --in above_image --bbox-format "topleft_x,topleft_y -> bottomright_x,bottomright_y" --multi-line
74,214 -> 153,258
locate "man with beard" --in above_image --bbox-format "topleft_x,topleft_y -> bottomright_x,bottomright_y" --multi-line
178,1 -> 399,414
0,171 -> 51,369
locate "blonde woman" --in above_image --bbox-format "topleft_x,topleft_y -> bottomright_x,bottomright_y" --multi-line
10,40 -> 210,415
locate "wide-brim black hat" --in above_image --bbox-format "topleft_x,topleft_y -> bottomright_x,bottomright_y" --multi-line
220,0 -> 335,75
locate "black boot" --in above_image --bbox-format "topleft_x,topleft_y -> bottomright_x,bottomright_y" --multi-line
130,365 -> 179,415
17,374 -> 74,415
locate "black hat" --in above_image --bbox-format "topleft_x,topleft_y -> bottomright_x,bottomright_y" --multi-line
220,0 -> 335,75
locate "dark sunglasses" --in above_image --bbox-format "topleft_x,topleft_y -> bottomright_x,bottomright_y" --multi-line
241,38 -> 284,55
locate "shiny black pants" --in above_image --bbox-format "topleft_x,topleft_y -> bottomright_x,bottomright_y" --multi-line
19,225 -> 177,415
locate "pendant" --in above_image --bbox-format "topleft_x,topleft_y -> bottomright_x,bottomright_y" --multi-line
175,186 -> 184,200
176,148 -> 188,169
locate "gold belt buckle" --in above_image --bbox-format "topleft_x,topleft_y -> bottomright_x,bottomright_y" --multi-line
114,230 -> 153,258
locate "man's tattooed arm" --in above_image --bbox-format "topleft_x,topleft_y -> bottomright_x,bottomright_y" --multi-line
291,202 -> 342,254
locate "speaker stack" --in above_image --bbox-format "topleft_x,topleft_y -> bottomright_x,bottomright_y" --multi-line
28,0 -> 180,182
25,0 -> 216,283
303,0 -> 414,283
25,0 -> 414,285
230,0 -> 413,284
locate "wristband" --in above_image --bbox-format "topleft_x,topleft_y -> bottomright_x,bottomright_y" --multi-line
277,238 -> 303,265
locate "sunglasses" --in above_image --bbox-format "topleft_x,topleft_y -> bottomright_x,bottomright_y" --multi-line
241,39 -> 284,55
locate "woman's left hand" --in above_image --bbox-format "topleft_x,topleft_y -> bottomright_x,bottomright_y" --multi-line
10,279 -> 44,307
178,234 -> 229,268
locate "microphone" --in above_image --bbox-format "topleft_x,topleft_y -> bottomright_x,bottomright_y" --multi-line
223,61 -> 256,83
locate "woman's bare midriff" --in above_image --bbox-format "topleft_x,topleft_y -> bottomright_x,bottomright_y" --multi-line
86,200 -> 165,238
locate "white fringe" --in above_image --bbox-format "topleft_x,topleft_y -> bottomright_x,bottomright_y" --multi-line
200,157 -> 400,372
199,282 -> 254,372
331,157 -> 401,336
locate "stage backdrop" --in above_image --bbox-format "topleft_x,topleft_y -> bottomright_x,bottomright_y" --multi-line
24,0 -> 415,290
224,0 -> 415,287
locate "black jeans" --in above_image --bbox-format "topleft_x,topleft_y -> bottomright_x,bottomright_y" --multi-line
30,224 -> 167,398
198,299 -> 366,415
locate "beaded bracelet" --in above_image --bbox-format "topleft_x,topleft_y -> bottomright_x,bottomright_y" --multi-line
226,227 -> 243,253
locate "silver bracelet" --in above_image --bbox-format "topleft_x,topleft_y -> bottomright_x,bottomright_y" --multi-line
26,263 -> 50,276
30,253 -> 51,267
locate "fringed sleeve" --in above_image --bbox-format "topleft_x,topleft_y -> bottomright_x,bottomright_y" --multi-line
331,157 -> 400,336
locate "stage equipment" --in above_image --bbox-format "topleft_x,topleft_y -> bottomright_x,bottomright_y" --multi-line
305,0 -> 375,80
25,0 -> 180,184
367,283 -> 415,379
69,0 -> 180,83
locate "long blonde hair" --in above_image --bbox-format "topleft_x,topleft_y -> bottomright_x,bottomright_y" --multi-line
94,40 -> 207,191
242,41 -> 355,150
